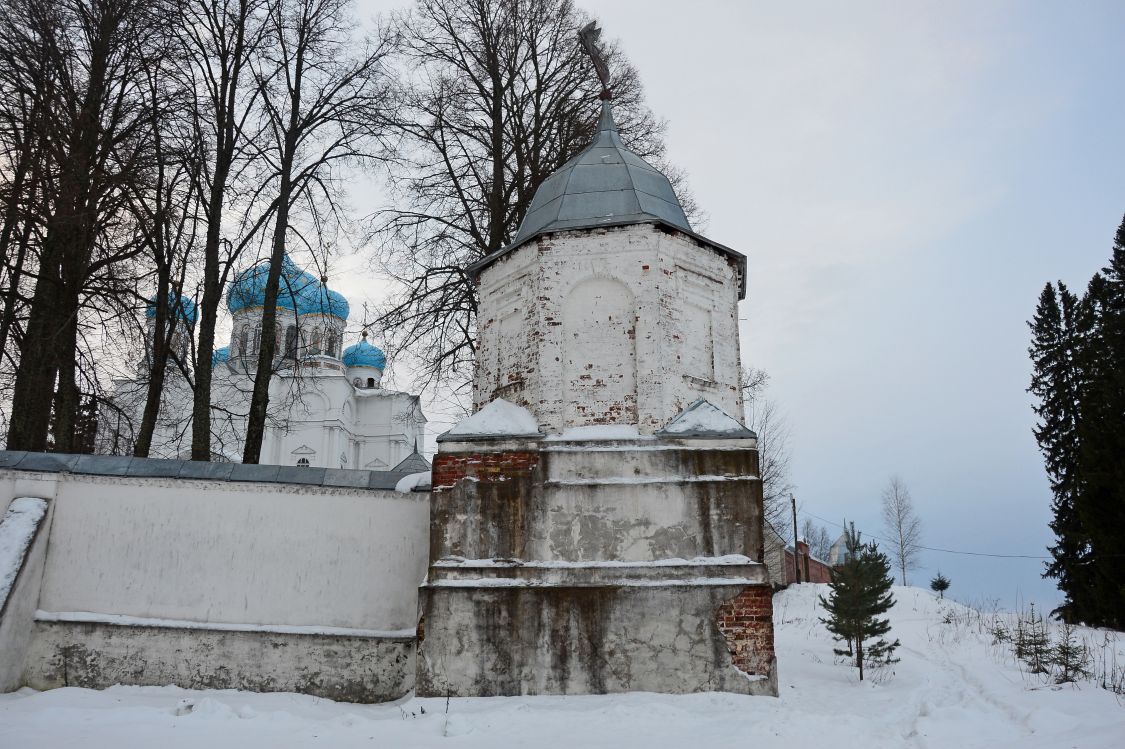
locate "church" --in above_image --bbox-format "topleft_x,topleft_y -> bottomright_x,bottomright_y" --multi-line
99,255 -> 427,472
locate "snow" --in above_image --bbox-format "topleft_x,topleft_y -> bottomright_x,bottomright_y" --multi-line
0,497 -> 48,606
429,576 -> 761,588
546,424 -> 647,441
433,555 -> 757,568
444,399 -> 540,437
659,398 -> 750,435
548,474 -> 757,485
33,611 -> 413,639
394,472 -> 431,493
3,584 -> 1123,748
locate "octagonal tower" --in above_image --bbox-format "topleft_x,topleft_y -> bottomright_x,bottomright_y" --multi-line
468,103 -> 746,434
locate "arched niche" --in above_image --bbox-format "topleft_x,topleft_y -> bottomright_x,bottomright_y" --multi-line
561,276 -> 637,427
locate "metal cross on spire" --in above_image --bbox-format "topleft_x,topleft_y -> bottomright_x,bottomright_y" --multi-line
578,21 -> 612,100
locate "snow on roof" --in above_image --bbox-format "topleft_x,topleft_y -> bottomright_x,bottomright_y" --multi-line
441,399 -> 541,440
657,398 -> 757,439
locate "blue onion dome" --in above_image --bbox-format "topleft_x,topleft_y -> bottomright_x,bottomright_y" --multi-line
146,293 -> 197,326
212,346 -> 230,366
342,333 -> 386,370
226,254 -> 318,315
295,281 -> 350,320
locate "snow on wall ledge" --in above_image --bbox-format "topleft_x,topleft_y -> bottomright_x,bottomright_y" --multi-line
0,496 -> 51,692
0,497 -> 47,607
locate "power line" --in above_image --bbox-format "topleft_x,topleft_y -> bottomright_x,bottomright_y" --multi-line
802,510 -> 1051,560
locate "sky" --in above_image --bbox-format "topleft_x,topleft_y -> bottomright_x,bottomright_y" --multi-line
338,0 -> 1125,610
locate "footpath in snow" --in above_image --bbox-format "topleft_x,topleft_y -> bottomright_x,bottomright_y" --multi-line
1,584 -> 1122,749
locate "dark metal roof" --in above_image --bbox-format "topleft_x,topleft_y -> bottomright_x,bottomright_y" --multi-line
515,102 -> 691,243
391,450 -> 431,474
466,101 -> 746,299
0,450 -> 428,492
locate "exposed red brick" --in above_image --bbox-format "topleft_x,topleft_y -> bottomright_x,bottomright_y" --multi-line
431,450 -> 540,490
716,586 -> 775,676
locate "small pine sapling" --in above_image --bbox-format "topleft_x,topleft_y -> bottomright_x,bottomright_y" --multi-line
1017,604 -> 1052,675
929,572 -> 951,599
1051,620 -> 1091,684
818,522 -> 901,681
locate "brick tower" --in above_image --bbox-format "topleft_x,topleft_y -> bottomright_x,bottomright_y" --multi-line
417,101 -> 776,697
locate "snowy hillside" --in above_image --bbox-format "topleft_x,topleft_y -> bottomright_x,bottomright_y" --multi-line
2,584 -> 1122,748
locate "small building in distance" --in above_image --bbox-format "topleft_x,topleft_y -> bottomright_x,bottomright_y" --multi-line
827,532 -> 854,567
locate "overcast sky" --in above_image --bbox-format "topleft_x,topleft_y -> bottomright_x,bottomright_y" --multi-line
342,0 -> 1125,610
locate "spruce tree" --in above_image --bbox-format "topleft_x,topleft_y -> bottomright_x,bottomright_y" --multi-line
1032,212 -> 1125,629
929,572 -> 950,599
1073,215 -> 1125,629
1029,280 -> 1093,622
819,524 -> 901,681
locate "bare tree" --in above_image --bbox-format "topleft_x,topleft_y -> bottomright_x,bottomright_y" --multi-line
801,517 -> 833,561
239,0 -> 394,463
126,62 -> 203,457
742,368 -> 794,538
881,474 -> 923,585
178,0 -> 273,460
3,0 -> 170,451
372,0 -> 696,391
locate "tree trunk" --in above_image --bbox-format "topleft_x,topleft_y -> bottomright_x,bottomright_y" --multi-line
51,304 -> 81,451
6,228 -> 65,451
134,270 -> 171,457
242,154 -> 295,464
191,242 -> 222,460
0,201 -> 35,365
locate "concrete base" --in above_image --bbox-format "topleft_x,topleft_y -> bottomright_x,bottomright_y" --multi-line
417,565 -> 777,697
25,620 -> 415,703
423,431 -> 776,698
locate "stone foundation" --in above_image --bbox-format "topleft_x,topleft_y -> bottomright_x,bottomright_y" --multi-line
26,619 -> 415,703
419,431 -> 777,697
418,578 -> 775,697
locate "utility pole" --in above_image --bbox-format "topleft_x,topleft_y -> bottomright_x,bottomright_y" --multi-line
790,493 -> 801,583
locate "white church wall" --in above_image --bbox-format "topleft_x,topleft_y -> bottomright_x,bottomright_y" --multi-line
474,223 -> 745,434
32,473 -> 428,631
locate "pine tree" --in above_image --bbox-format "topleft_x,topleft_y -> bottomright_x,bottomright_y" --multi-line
1020,604 -> 1051,675
929,572 -> 950,599
1051,620 -> 1091,684
819,524 -> 901,681
1072,215 -> 1125,630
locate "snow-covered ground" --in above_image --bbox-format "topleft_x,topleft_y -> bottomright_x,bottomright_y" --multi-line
2,585 -> 1121,748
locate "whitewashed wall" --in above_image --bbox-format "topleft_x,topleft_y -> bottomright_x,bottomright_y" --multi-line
5,471 -> 428,632
474,223 -> 746,434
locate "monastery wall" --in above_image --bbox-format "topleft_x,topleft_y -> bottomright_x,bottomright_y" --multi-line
0,455 -> 431,702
